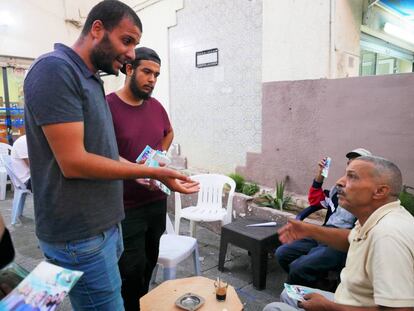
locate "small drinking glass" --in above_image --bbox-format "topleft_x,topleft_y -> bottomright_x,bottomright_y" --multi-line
214,278 -> 228,301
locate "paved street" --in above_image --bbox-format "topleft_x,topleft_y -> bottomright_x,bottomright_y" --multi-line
1,192 -> 285,310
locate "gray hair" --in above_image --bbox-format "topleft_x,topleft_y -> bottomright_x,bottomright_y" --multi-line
357,156 -> 402,198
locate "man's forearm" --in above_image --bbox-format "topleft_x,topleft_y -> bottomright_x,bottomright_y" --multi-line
60,151 -> 157,180
306,224 -> 350,252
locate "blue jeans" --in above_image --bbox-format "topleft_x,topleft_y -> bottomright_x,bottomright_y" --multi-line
275,238 -> 346,288
38,225 -> 124,311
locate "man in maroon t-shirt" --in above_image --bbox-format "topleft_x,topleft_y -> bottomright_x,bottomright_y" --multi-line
107,47 -> 173,311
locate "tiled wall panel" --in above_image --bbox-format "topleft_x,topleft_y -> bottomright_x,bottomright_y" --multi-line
169,0 -> 262,174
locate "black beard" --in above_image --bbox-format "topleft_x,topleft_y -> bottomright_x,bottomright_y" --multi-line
129,70 -> 152,100
90,33 -> 119,75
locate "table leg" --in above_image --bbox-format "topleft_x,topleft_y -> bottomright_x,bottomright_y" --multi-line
251,246 -> 268,290
218,233 -> 228,271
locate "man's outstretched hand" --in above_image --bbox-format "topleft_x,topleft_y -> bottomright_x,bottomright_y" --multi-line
155,167 -> 199,194
278,219 -> 311,244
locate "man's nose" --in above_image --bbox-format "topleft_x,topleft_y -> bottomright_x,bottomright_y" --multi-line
148,73 -> 156,83
126,48 -> 135,62
336,175 -> 345,188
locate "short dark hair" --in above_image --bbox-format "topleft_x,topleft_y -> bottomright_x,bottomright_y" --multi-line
120,47 -> 161,74
81,0 -> 142,36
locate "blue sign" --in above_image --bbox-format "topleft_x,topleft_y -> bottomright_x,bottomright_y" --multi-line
380,0 -> 414,20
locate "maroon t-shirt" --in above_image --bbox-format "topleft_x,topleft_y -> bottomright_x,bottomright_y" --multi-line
107,92 -> 171,209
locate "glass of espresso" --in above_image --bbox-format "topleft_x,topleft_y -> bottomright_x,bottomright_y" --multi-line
214,279 -> 228,301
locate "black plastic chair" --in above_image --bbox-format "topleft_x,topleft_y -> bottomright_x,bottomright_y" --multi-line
296,190 -> 334,225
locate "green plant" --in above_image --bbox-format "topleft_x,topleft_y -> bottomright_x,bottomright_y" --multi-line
256,180 -> 291,211
228,173 -> 245,192
242,182 -> 260,196
400,185 -> 414,216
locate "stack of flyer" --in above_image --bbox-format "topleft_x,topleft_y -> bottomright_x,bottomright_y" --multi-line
136,145 -> 172,195
284,283 -> 315,301
0,261 -> 82,311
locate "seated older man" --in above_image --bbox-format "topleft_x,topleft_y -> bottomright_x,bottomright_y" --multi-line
264,156 -> 414,311
275,148 -> 371,290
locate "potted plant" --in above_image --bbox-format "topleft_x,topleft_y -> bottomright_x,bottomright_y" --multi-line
255,180 -> 292,211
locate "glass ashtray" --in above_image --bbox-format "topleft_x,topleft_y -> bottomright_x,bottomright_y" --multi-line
175,292 -> 205,310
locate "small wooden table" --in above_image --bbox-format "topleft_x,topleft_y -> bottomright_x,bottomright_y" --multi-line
140,276 -> 243,310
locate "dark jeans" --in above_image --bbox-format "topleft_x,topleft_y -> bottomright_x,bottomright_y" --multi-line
275,238 -> 347,288
0,229 -> 14,269
24,178 -> 31,191
118,200 -> 166,311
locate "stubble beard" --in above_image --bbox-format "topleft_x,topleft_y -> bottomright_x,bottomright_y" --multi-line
90,33 -> 120,76
129,70 -> 152,100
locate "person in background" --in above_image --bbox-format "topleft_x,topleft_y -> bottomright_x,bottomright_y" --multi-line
264,156 -> 414,311
23,1 -> 198,310
275,148 -> 371,290
11,135 -> 31,190
107,47 -> 172,310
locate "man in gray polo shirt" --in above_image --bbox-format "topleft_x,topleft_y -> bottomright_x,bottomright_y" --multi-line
23,1 -> 197,310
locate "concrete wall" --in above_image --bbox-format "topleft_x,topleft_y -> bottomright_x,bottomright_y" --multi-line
103,0 -> 184,107
169,0 -> 263,173
0,0 -> 181,104
0,0 -> 96,59
238,73 -> 414,194
262,0 -> 362,82
262,0 -> 331,82
334,0 -> 363,78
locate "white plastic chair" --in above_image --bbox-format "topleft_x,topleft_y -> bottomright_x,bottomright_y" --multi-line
151,214 -> 201,282
175,174 -> 236,237
0,142 -> 12,200
0,155 -> 31,225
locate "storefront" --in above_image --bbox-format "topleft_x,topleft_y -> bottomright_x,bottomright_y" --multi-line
0,56 -> 32,144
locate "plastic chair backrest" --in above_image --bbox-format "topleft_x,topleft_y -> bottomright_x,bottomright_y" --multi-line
165,214 -> 176,235
191,174 -> 236,210
0,154 -> 27,190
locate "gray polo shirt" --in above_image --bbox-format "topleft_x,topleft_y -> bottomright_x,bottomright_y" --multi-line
24,43 -> 124,242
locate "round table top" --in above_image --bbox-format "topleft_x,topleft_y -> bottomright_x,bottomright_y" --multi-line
140,276 -> 243,311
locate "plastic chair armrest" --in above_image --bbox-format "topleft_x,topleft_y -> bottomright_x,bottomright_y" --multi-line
296,205 -> 323,221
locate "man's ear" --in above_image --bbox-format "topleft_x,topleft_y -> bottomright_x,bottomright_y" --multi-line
90,20 -> 105,40
125,64 -> 134,76
373,185 -> 390,200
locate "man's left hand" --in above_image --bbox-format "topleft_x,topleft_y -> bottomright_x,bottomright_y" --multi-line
299,293 -> 333,311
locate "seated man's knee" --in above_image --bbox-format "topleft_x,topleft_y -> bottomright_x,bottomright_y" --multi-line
288,258 -> 307,275
275,244 -> 288,259
263,302 -> 298,311
275,244 -> 292,271
287,259 -> 310,283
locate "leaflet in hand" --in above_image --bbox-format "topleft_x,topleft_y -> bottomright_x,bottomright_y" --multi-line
246,222 -> 277,227
284,283 -> 315,301
136,145 -> 171,195
321,157 -> 332,178
0,261 -> 83,311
